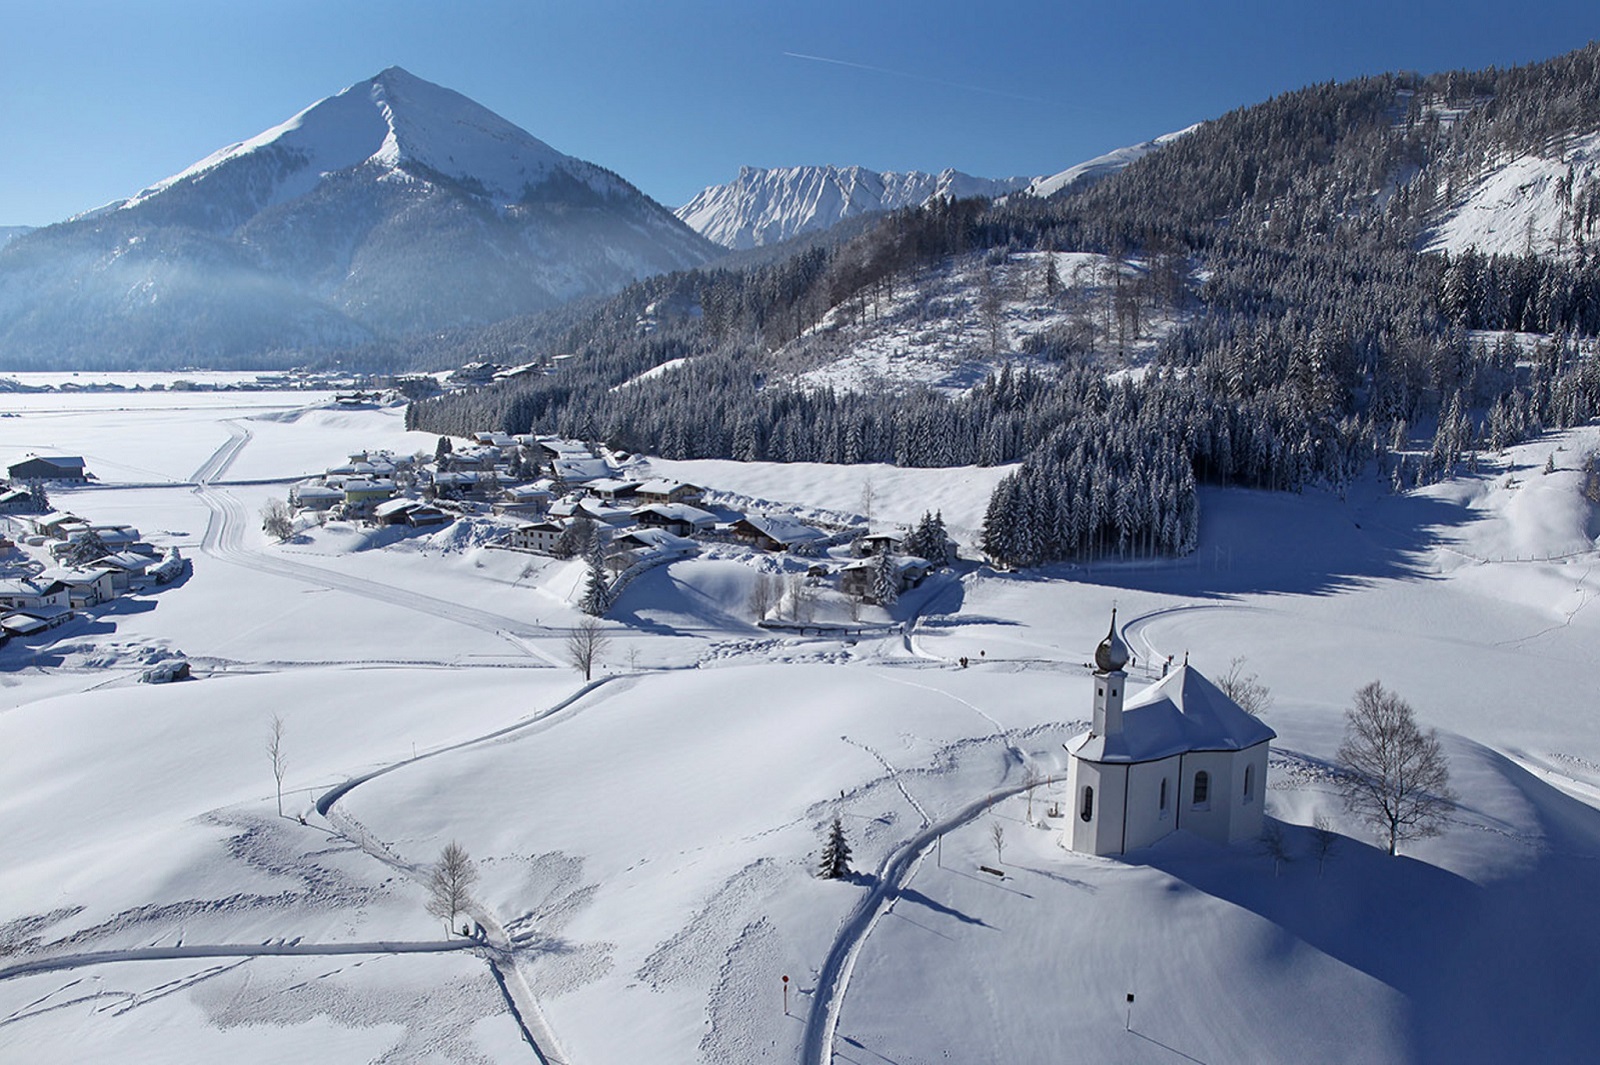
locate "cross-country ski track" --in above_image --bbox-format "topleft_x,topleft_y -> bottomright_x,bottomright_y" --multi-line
195,483 -> 566,667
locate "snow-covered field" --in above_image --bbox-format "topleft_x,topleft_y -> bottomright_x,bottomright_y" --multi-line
2,384 -> 1599,1063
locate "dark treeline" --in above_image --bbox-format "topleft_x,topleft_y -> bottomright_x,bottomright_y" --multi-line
412,43 -> 1600,568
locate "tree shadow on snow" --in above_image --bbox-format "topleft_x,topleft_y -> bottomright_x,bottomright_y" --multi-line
1034,482 -> 1474,600
1134,760 -> 1600,1061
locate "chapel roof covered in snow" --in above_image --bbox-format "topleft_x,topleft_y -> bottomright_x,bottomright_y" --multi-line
1073,664 -> 1276,764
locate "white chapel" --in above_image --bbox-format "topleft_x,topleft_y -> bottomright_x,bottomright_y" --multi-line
1065,612 -> 1276,857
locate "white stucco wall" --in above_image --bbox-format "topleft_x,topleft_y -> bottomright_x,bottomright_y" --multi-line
1122,756 -> 1182,852
1067,759 -> 1127,855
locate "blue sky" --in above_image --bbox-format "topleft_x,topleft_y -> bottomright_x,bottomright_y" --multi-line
2,0 -> 1597,226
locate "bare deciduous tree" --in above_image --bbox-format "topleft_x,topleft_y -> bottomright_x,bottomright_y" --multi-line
990,820 -> 1006,865
1023,766 -> 1042,822
786,573 -> 816,623
426,841 -> 478,934
1311,813 -> 1340,875
1218,656 -> 1272,715
1336,681 -> 1454,856
267,713 -> 288,818
1260,818 -> 1290,876
748,571 -> 777,620
566,617 -> 610,681
261,499 -> 293,541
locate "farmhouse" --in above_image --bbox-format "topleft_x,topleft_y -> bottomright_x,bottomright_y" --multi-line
494,484 -> 555,516
632,502 -> 716,537
634,479 -> 703,505
1065,613 -> 1275,857
7,456 -> 88,483
89,551 -> 155,593
585,478 -> 643,502
731,514 -> 827,553
0,577 -> 69,612
506,519 -> 568,554
0,487 -> 34,514
553,456 -> 612,484
839,555 -> 933,602
37,567 -> 116,608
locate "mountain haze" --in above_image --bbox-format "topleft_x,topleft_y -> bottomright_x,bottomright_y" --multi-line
0,67 -> 715,369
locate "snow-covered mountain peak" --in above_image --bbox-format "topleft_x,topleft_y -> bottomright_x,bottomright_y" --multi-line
676,165 -> 1035,249
118,67 -> 613,218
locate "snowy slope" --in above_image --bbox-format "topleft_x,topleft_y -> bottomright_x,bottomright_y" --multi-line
2,386 -> 1600,1063
1021,124 -> 1199,199
1426,128 -> 1600,259
676,165 -> 1035,249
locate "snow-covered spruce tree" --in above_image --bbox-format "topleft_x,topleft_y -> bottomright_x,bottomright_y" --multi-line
25,480 -> 48,512
580,539 -> 612,617
819,816 -> 851,879
870,550 -> 898,606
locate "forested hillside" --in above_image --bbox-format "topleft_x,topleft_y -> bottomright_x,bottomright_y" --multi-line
411,44 -> 1600,567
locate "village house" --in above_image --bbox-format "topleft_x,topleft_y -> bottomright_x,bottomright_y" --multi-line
856,530 -> 906,556
730,513 -> 828,553
340,478 -> 399,513
372,498 -> 452,527
88,551 -> 155,593
0,577 -> 70,612
447,444 -> 501,472
26,511 -> 86,540
633,479 -> 704,505
1065,614 -> 1276,857
839,555 -> 933,602
549,497 -> 632,527
493,483 -> 555,517
607,528 -> 697,571
535,437 -> 594,464
2,606 -> 72,638
632,502 -> 716,538
553,456 -> 613,485
429,470 -> 489,499
37,567 -> 116,608
290,482 -> 344,511
0,487 -> 35,514
585,478 -> 643,502
7,456 -> 89,483
505,519 -> 568,554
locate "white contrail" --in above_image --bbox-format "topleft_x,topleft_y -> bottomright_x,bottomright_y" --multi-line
782,51 -> 1049,104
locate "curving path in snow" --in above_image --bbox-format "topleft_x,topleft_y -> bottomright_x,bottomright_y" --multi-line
801,777 -> 1033,1065
195,483 -> 566,666
307,678 -> 629,1064
190,419 -> 252,485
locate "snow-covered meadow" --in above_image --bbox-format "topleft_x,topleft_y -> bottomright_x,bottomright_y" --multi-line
2,386 -> 1599,1063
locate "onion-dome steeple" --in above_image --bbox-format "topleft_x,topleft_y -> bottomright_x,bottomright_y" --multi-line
1094,609 -> 1130,673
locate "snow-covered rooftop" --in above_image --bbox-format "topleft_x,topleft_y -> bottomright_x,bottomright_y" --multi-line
1073,664 -> 1277,764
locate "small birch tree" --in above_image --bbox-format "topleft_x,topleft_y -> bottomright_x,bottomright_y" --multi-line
267,713 -> 288,818
426,841 -> 478,934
